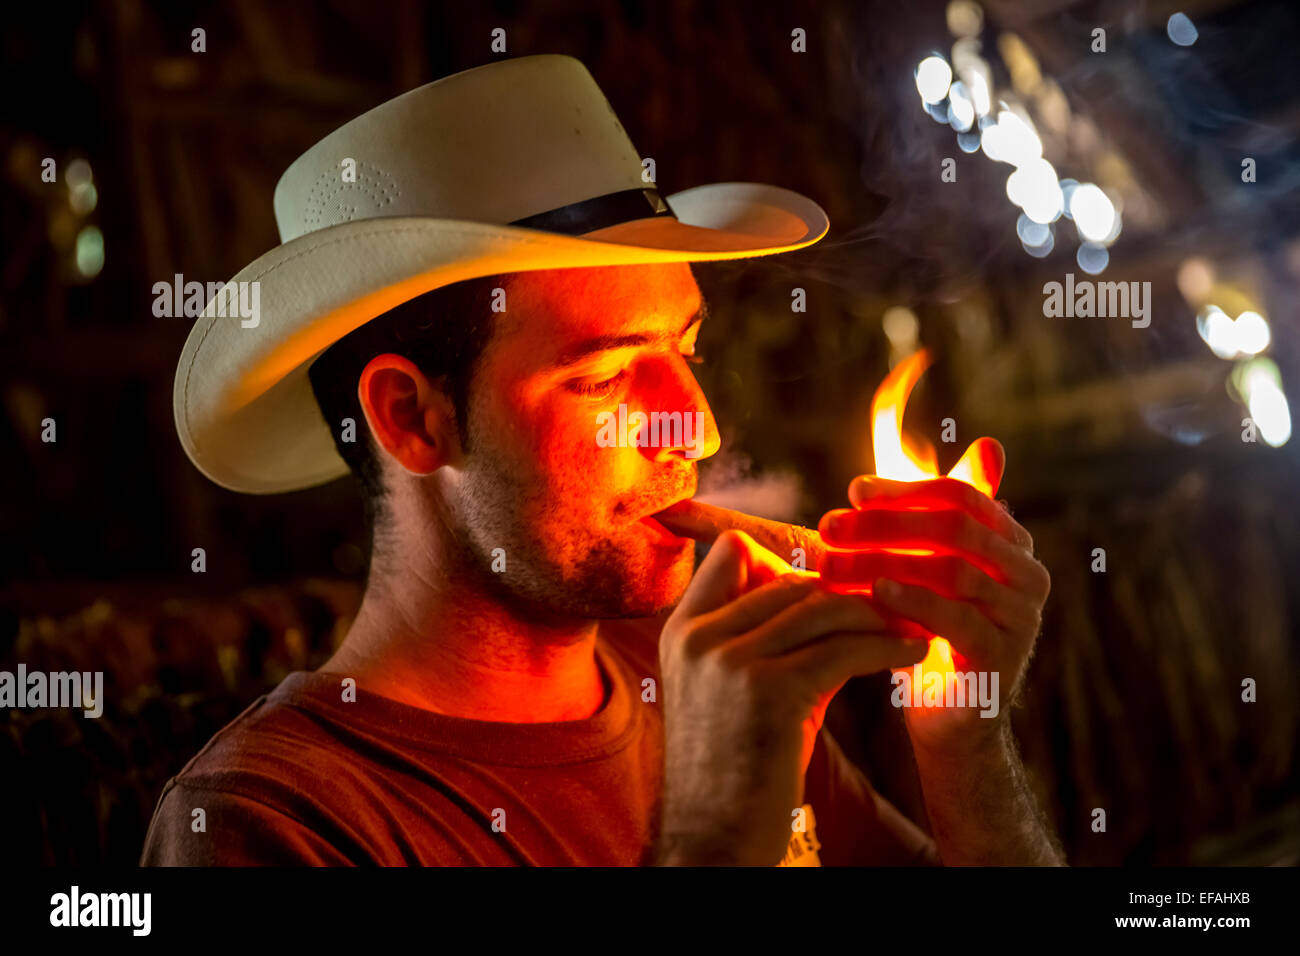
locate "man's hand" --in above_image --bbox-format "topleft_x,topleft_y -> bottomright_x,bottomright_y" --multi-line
817,473 -> 1063,864
818,474 -> 1051,754
654,529 -> 929,866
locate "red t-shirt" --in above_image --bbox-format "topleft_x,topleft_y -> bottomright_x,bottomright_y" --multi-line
139,616 -> 939,866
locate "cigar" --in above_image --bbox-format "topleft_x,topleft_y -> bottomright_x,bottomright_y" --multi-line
655,499 -> 934,638
653,499 -> 826,571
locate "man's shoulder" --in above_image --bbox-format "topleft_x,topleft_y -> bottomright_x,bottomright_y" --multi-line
169,678 -> 352,794
142,679 -> 376,864
152,675 -> 383,840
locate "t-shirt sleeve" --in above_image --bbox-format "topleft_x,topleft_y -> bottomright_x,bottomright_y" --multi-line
804,726 -> 942,866
139,781 -> 357,866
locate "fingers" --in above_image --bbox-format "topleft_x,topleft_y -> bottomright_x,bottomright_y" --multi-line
869,579 -> 1008,663
846,476 -> 1033,551
687,571 -> 821,647
947,436 -> 1006,499
728,587 -> 927,660
818,549 -> 1031,630
741,535 -> 801,589
819,507 -> 1045,595
774,630 -> 931,696
669,529 -> 790,621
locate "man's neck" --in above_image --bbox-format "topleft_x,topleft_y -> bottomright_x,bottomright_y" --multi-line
320,544 -> 608,723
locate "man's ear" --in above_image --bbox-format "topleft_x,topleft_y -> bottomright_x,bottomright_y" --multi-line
356,354 -> 461,476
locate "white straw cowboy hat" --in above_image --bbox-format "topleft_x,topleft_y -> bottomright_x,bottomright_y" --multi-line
174,54 -> 829,493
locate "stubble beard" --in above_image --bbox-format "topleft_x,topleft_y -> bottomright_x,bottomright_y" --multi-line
446,450 -> 694,623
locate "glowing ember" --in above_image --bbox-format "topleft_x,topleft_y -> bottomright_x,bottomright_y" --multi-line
869,349 -> 1003,692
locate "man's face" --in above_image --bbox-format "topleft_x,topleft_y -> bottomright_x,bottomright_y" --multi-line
440,262 -> 720,620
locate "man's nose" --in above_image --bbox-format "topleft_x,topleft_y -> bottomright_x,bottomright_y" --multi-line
641,356 -> 721,464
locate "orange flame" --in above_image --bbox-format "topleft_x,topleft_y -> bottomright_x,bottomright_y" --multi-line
870,349 -> 1001,688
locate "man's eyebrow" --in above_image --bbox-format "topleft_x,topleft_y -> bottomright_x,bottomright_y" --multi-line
551,300 -> 709,369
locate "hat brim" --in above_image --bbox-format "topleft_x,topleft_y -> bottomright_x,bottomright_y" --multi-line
175,181 -> 828,493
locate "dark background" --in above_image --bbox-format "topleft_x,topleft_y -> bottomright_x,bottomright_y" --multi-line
2,0 -> 1298,865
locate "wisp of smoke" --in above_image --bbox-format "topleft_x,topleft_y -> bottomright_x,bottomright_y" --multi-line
695,444 -> 804,521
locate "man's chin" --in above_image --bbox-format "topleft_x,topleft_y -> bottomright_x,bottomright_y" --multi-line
600,530 -> 695,617
501,521 -> 694,620
641,543 -> 696,610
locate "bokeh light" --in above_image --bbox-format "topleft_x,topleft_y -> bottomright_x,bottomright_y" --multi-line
65,158 -> 93,188
1233,311 -> 1271,355
74,224 -> 104,278
1070,184 -> 1117,242
1007,158 -> 1063,223
882,305 -> 920,353
947,80 -> 975,131
1197,305 -> 1272,359
1167,12 -> 1199,47
981,108 -> 1042,166
915,55 -> 953,104
1076,242 -> 1109,274
945,0 -> 983,38
69,181 -> 98,215
1240,359 -> 1292,447
1198,306 -> 1239,359
1022,229 -> 1055,258
1016,212 -> 1050,246
1176,257 -> 1215,304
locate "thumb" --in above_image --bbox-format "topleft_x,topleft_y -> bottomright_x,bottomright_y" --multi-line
671,529 -> 792,620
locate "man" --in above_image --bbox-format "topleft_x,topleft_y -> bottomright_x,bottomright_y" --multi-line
143,55 -> 1061,866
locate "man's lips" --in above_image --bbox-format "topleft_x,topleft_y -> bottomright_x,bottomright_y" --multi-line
636,492 -> 696,529
640,511 -> 688,543
637,496 -> 691,541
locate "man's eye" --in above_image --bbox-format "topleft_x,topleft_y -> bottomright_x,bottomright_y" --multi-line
568,369 -> 627,397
